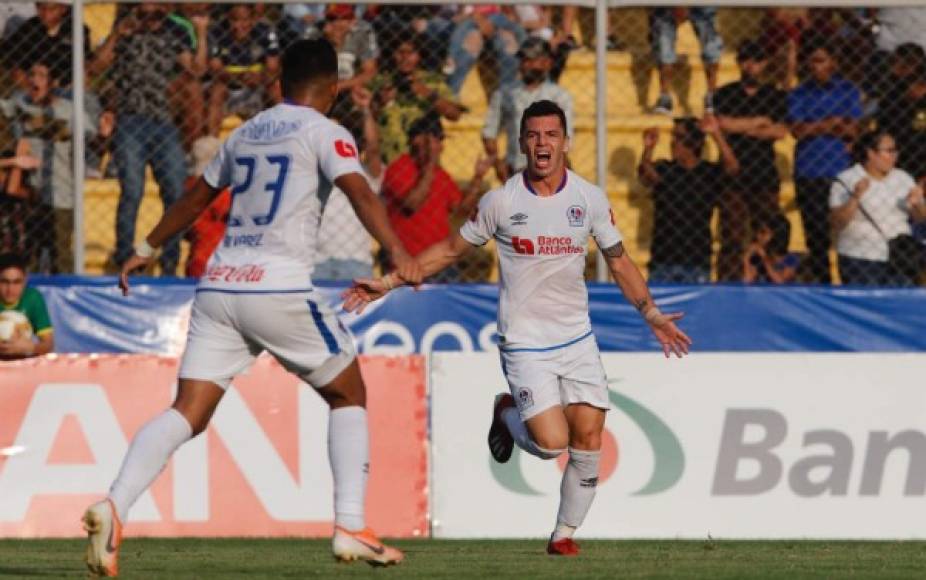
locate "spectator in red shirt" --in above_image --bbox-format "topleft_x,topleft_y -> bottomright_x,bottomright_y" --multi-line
183,136 -> 229,277
381,113 -> 490,280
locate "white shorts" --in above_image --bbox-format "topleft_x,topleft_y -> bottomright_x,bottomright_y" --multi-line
178,290 -> 356,389
499,332 -> 610,421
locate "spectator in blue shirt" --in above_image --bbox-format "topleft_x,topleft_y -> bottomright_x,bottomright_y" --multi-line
788,38 -> 862,283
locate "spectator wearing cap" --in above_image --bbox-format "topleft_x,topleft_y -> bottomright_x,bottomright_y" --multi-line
482,37 -> 574,182
788,38 -> 862,284
714,40 -> 789,281
304,4 -> 378,94
446,5 -> 526,96
381,114 -> 490,280
368,30 -> 462,164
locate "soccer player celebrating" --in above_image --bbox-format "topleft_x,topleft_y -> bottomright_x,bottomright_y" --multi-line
82,38 -> 420,576
343,100 -> 691,556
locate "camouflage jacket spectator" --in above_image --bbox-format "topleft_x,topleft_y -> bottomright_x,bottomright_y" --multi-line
111,19 -> 191,121
368,71 -> 453,163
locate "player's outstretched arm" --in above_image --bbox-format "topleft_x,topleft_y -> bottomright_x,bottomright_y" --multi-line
336,172 -> 422,285
342,231 -> 474,313
602,242 -> 692,358
119,177 -> 220,295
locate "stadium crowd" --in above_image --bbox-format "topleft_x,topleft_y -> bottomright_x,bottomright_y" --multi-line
0,4 -> 925,286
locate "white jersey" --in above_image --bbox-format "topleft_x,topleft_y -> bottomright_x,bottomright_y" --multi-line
200,102 -> 364,291
460,170 -> 622,350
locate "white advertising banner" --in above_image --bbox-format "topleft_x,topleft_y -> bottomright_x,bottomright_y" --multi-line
430,352 -> 926,539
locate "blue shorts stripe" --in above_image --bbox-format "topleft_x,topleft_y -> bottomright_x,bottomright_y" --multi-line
196,287 -> 313,295
307,300 -> 340,355
499,330 -> 593,353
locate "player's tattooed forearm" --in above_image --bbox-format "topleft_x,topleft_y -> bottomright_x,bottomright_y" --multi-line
602,242 -> 624,258
634,298 -> 650,312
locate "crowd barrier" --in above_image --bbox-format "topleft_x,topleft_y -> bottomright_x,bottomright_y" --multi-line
30,276 -> 926,354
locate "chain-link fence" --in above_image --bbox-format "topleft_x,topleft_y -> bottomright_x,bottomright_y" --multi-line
1,2 -> 925,286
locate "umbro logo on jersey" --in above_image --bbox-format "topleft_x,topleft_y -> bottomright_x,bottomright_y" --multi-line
334,139 -> 357,158
510,213 -> 528,225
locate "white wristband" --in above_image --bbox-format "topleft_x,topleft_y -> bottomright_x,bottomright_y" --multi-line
382,273 -> 395,291
643,305 -> 663,325
134,239 -> 155,258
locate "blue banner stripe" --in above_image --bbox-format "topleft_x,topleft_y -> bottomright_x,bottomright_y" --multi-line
307,300 -> 340,355
29,279 -> 926,354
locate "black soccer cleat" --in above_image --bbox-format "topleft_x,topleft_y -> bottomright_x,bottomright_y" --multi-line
488,393 -> 516,463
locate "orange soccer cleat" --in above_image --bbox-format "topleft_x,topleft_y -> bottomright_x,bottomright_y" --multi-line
332,526 -> 404,566
82,498 -> 123,576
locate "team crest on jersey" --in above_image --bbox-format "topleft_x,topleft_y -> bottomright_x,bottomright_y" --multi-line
517,387 -> 534,410
509,213 -> 528,225
567,205 -> 585,227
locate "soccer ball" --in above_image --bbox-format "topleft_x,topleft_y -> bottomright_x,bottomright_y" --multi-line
0,310 -> 32,341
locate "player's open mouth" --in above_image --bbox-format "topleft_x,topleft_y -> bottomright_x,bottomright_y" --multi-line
535,151 -> 552,167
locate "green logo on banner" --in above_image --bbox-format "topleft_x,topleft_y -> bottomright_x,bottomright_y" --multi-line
490,383 -> 685,496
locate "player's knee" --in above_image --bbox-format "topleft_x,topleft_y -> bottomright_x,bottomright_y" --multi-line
318,387 -> 365,410
569,429 -> 602,451
533,432 -> 569,455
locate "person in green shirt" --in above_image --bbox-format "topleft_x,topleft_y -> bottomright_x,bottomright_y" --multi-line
0,252 -> 53,358
368,30 -> 463,164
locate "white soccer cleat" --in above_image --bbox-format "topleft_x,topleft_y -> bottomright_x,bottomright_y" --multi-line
82,498 -> 122,577
332,526 -> 404,566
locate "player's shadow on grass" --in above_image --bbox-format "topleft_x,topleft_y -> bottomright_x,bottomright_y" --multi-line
0,566 -> 73,577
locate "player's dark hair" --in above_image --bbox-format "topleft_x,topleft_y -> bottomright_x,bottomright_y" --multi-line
519,99 -> 568,137
854,128 -> 895,163
0,253 -> 27,274
280,38 -> 338,97
673,117 -> 705,155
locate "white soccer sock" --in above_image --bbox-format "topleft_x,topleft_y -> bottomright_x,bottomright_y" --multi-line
553,448 -> 601,537
108,408 -> 193,522
502,407 -> 564,460
328,406 -> 368,531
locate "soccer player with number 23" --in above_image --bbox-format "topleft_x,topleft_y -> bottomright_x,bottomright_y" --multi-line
82,38 -> 419,576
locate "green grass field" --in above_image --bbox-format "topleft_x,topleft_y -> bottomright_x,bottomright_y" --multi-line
3,539 -> 926,579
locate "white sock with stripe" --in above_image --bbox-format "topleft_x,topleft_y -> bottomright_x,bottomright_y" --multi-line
553,448 -> 601,540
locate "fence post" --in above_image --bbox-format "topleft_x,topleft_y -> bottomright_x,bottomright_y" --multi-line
595,0 -> 609,281
71,0 -> 86,274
